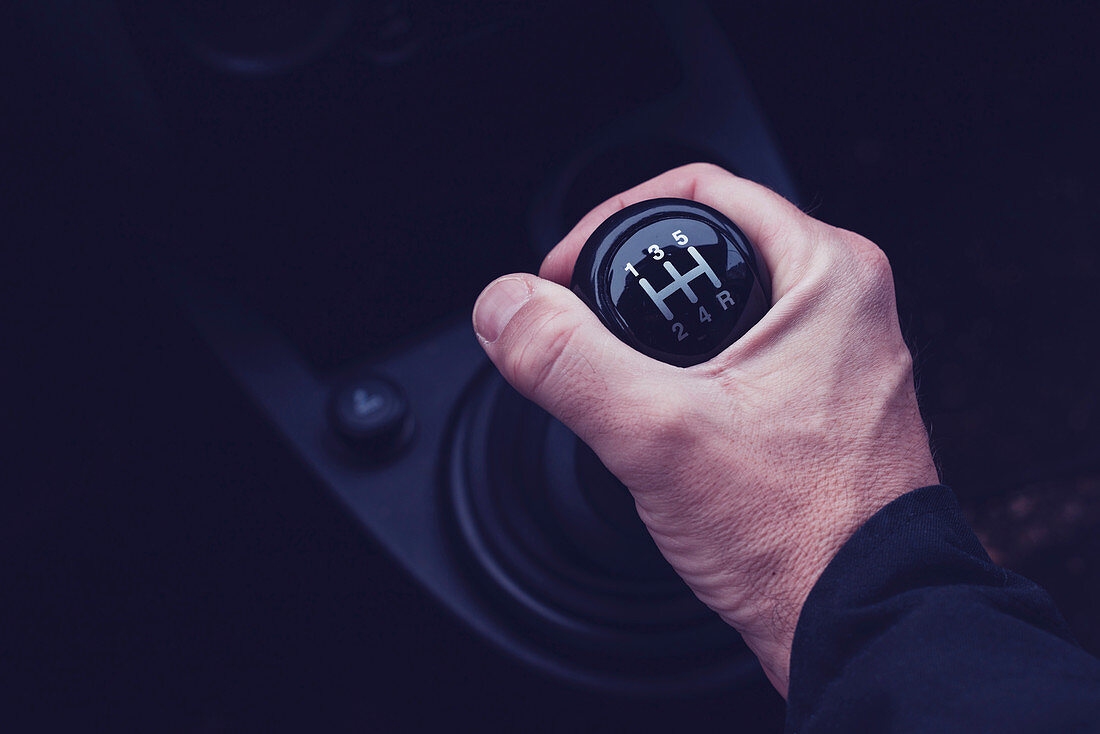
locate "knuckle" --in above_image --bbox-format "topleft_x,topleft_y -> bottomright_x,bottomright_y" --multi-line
683,161 -> 728,177
790,226 -> 900,327
506,306 -> 582,399
795,227 -> 845,289
837,229 -> 892,276
854,239 -> 893,281
664,161 -> 733,190
824,228 -> 896,302
852,245 -> 895,306
537,249 -> 557,277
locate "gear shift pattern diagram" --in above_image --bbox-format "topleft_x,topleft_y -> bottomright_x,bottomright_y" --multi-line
571,199 -> 771,366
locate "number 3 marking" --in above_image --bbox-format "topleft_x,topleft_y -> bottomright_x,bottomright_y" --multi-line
648,244 -> 665,260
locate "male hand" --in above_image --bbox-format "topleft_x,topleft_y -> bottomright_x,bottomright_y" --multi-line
472,164 -> 938,696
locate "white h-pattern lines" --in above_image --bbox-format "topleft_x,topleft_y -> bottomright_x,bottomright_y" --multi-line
637,246 -> 721,321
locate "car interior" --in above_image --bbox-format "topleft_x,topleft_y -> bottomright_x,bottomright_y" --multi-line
8,1 -> 1100,730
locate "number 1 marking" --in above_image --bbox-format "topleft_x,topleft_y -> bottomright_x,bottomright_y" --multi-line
625,262 -> 639,277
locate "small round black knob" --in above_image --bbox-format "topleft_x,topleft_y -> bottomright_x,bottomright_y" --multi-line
329,374 -> 413,457
570,198 -> 770,367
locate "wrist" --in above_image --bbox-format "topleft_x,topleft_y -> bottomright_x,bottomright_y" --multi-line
723,457 -> 938,698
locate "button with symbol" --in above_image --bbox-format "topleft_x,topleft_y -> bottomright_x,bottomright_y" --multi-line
329,374 -> 414,457
570,198 -> 771,367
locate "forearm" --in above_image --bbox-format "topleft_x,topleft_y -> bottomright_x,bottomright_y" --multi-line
786,485 -> 1100,733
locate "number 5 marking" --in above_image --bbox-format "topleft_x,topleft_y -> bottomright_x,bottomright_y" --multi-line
672,229 -> 688,246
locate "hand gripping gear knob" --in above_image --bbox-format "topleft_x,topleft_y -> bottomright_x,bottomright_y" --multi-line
570,198 -> 771,367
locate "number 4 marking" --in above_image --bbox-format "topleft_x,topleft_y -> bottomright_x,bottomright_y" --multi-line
699,306 -> 712,323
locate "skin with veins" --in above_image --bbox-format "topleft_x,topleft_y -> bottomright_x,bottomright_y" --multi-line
474,164 -> 939,697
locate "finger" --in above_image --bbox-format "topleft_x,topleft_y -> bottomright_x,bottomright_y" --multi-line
539,163 -> 813,298
472,273 -> 669,445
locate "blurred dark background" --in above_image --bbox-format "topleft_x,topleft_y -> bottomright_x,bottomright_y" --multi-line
5,0 -> 1100,731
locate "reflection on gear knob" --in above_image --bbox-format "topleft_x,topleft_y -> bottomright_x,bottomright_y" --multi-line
570,198 -> 771,367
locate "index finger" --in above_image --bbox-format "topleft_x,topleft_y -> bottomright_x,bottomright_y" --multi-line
539,163 -> 814,299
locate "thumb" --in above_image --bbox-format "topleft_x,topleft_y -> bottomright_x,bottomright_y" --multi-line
472,274 -> 665,444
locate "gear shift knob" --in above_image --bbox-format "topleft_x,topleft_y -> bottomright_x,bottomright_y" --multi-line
570,198 -> 771,367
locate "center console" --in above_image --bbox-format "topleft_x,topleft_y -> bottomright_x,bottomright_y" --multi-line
156,0 -> 797,693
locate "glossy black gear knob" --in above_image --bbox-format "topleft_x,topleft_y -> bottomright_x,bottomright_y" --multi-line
570,198 -> 771,367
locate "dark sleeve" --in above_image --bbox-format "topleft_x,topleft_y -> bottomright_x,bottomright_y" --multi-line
785,485 -> 1100,734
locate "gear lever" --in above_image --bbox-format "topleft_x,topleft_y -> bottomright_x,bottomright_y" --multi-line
571,198 -> 770,366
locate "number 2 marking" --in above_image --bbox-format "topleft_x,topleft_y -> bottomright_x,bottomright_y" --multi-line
672,322 -> 688,341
